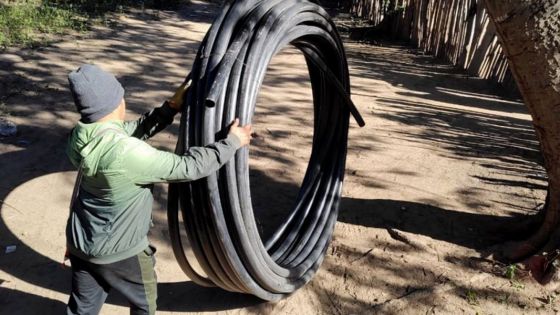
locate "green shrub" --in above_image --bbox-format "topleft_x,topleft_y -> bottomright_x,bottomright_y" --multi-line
0,0 -> 183,48
0,1 -> 86,47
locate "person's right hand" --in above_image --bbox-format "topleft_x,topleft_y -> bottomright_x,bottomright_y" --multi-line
229,118 -> 252,147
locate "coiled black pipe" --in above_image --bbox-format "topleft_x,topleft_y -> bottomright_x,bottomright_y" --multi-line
167,0 -> 364,301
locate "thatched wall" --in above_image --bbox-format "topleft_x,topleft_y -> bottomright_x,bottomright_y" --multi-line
349,0 -> 516,91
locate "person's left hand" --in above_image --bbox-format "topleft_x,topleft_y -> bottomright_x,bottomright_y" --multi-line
168,80 -> 190,111
228,118 -> 252,147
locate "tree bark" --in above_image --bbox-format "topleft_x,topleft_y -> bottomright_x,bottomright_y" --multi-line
483,0 -> 560,283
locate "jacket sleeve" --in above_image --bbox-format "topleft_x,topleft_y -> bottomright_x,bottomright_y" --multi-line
123,102 -> 178,140
121,134 -> 242,184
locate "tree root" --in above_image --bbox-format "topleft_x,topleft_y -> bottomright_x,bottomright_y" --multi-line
494,208 -> 545,240
483,191 -> 560,285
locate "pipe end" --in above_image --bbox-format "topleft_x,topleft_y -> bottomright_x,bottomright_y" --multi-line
205,99 -> 216,108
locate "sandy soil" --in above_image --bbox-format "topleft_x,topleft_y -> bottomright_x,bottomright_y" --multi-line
0,1 -> 554,314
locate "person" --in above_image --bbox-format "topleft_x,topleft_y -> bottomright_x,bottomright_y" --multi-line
64,64 -> 252,315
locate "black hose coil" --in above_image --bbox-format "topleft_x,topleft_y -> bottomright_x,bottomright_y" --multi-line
168,0 -> 364,301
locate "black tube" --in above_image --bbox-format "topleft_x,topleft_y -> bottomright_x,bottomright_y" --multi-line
167,0 -> 362,301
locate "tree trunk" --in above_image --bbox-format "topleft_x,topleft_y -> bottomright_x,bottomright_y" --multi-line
483,0 -> 560,283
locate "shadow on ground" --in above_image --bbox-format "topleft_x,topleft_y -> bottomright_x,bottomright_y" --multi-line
0,1 -> 268,313
344,42 -> 545,214
0,2 -> 547,315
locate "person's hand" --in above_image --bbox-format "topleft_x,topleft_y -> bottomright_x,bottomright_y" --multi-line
228,118 -> 252,147
168,80 -> 190,111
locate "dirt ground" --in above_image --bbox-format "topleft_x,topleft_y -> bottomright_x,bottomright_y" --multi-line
0,1 -> 555,314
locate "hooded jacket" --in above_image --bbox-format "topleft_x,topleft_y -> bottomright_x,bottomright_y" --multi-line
66,104 -> 240,264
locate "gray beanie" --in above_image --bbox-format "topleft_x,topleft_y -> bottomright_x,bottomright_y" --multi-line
68,64 -> 124,123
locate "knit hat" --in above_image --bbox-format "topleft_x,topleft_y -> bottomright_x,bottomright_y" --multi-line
68,64 -> 124,123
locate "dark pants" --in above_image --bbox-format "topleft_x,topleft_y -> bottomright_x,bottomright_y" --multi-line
66,247 -> 157,315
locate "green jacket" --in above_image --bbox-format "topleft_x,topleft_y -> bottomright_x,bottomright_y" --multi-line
66,104 -> 240,264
